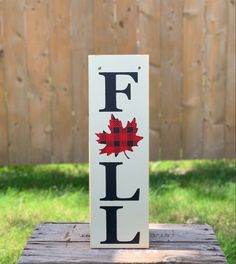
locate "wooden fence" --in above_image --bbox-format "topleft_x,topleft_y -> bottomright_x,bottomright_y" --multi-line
0,0 -> 235,165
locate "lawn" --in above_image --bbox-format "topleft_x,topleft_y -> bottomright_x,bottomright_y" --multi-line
0,160 -> 235,264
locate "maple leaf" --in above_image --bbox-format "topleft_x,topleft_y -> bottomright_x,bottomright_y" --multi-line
96,114 -> 143,159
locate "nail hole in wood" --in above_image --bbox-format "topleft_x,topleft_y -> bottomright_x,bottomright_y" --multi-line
17,77 -> 23,82
119,20 -> 124,28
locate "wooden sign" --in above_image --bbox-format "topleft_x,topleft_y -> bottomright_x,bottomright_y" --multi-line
89,55 -> 149,248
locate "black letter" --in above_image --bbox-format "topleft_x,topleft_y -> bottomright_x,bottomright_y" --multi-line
99,162 -> 140,201
100,206 -> 140,244
99,72 -> 138,112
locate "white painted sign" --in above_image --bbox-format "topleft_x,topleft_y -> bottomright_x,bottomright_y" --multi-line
89,55 -> 149,248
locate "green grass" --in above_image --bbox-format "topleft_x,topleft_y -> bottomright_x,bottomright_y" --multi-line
0,160 -> 235,264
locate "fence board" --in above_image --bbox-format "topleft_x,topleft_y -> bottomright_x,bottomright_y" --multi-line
49,0 -> 73,163
116,0 -> 138,53
225,0 -> 235,158
139,0 -> 161,160
182,0 -> 205,159
71,0 -> 92,162
3,0 -> 31,165
0,0 -> 8,164
138,0 -> 160,67
160,0 -> 183,160
26,0 -> 52,163
93,0 -> 116,54
203,0 -> 228,158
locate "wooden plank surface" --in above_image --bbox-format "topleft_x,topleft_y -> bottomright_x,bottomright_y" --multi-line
71,0 -> 92,163
29,223 -> 217,243
18,223 -> 227,264
203,0 -> 228,158
139,0 -> 161,161
116,0 -> 138,54
93,0 -> 116,54
225,0 -> 236,158
3,0 -> 31,165
49,0 -> 73,163
26,0 -> 52,163
0,0 -> 8,164
182,0 -> 205,159
160,0 -> 183,160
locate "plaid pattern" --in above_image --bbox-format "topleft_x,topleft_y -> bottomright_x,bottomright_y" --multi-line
96,114 -> 143,159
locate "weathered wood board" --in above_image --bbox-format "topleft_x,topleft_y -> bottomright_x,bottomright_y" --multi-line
18,222 -> 227,264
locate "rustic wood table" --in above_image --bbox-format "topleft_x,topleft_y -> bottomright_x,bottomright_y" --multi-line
18,222 -> 227,264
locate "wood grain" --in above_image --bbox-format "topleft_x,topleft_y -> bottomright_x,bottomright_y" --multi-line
160,0 -> 183,160
182,0 -> 205,159
71,0 -> 92,163
29,223 -> 217,243
139,0 -> 161,160
49,0 -> 73,163
93,0 -> 116,54
225,0 -> 235,158
203,0 -> 228,158
26,0 -> 52,163
3,0 -> 31,165
116,0 -> 138,54
18,222 -> 227,264
0,0 -> 8,164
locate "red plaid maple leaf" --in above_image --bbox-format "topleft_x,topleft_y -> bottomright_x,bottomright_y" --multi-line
96,114 -> 143,159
